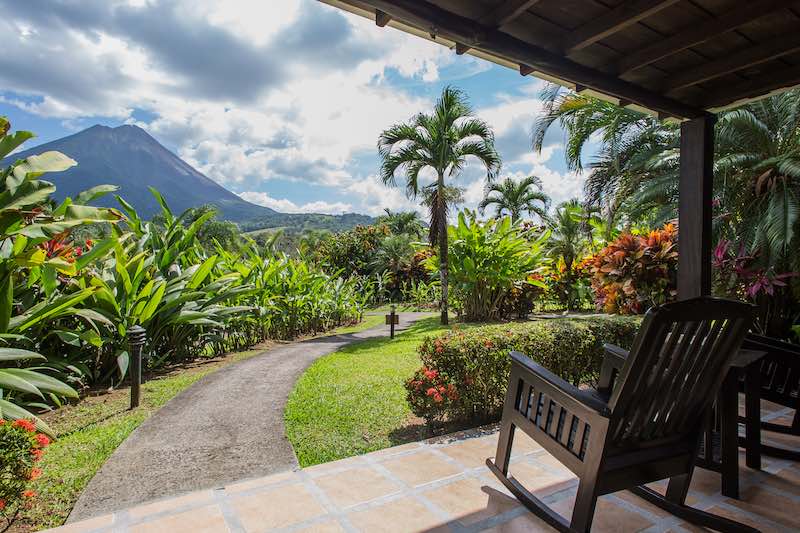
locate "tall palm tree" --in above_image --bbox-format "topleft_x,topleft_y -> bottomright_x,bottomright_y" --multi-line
378,86 -> 501,324
478,176 -> 550,222
546,199 -> 589,310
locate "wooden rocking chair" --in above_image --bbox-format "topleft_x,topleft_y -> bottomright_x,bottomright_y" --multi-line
740,333 -> 800,461
487,297 -> 756,533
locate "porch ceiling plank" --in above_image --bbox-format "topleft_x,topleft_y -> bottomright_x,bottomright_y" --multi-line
702,64 -> 800,108
665,32 -> 800,92
616,0 -> 795,75
345,0 -> 704,118
479,0 -> 544,29
564,0 -> 680,55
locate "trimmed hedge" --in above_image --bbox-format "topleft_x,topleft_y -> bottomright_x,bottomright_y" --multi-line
407,315 -> 640,424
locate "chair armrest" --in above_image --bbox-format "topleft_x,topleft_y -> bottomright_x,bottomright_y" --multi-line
598,344 -> 629,395
510,351 -> 610,418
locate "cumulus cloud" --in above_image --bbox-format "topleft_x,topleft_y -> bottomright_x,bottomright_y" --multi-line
0,0 -> 579,216
239,191 -> 352,215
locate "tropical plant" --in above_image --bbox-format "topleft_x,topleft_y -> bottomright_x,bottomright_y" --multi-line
376,209 -> 424,238
428,211 -> 548,321
378,86 -> 501,324
479,176 -> 550,222
587,223 -> 678,314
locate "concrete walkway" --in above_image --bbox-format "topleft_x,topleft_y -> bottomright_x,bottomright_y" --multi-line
69,312 -> 432,522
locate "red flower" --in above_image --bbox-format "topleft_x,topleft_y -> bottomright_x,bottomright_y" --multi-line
35,433 -> 50,447
13,419 -> 36,432
31,449 -> 44,461
0,499 -> 5,510
423,368 -> 438,380
425,387 -> 437,397
22,490 -> 36,499
29,468 -> 42,480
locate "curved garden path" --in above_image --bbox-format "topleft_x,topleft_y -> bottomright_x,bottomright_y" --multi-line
69,312 -> 432,522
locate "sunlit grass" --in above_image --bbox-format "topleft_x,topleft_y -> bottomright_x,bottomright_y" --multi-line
285,316 -> 473,467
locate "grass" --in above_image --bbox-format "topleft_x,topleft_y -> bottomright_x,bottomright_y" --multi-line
368,302 -> 437,313
15,314 -> 382,531
284,316 -> 473,467
327,313 -> 384,335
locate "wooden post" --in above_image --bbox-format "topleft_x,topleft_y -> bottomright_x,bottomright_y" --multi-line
678,114 -> 715,300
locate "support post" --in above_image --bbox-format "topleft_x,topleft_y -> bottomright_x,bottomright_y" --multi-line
128,325 -> 146,409
390,305 -> 396,339
678,114 -> 715,300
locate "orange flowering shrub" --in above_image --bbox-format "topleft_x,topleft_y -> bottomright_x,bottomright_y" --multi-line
0,419 -> 50,527
587,224 -> 678,314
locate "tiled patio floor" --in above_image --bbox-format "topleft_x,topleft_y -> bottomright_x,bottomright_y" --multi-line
50,403 -> 800,533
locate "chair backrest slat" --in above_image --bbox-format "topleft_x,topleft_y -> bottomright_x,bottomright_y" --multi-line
607,297 -> 753,450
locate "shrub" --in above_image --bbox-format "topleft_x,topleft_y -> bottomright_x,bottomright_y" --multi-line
586,224 -> 677,314
404,367 -> 458,426
427,212 -> 549,321
407,316 -> 640,424
0,419 -> 49,528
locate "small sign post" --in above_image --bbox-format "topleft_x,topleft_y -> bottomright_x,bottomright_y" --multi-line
385,305 -> 399,339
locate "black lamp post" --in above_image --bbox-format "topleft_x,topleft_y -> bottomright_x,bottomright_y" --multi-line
128,325 -> 146,409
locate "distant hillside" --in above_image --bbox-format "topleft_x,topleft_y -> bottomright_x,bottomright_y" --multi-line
3,124 -> 374,230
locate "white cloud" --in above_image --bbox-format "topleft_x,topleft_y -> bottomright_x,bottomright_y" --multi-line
239,191 -> 352,214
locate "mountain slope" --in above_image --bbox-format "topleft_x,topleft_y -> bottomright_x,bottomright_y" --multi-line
3,125 -> 372,231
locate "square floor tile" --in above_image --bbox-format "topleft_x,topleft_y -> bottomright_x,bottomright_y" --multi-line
129,504 -> 229,533
381,450 -> 462,487
231,482 -> 326,531
422,477 -> 519,526
128,490 -> 214,519
438,437 -> 497,469
347,496 -> 446,532
507,461 -> 575,497
551,495 -> 653,532
315,466 -> 402,508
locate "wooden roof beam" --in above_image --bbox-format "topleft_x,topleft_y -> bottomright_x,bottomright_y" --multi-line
665,32 -> 800,92
357,0 -> 704,118
375,9 -> 392,27
702,65 -> 800,108
480,0 -> 543,29
457,1 -> 543,56
565,0 -> 679,54
617,0 -> 794,74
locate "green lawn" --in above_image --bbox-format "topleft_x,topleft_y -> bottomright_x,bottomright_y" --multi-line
285,315 -> 468,467
19,315 -> 382,531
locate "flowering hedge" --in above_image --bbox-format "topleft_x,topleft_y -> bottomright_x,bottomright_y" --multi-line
0,419 -> 49,527
406,316 -> 640,424
586,224 -> 678,314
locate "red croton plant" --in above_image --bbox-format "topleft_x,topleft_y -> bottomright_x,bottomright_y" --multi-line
586,224 -> 678,314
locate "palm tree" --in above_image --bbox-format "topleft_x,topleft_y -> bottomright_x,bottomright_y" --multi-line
377,209 -> 424,238
378,86 -> 500,324
546,199 -> 588,309
478,176 -> 550,222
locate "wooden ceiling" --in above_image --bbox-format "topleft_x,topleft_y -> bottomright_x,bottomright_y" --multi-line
320,0 -> 800,119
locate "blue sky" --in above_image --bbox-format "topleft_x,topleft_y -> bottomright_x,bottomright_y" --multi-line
0,0 -> 589,217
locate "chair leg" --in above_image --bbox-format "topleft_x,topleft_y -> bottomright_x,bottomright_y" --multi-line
665,472 -> 692,504
569,478 -> 598,533
493,419 -> 515,475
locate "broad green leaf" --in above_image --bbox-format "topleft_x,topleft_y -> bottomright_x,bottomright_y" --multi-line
12,151 -> 76,181
0,398 -> 54,436
2,369 -> 78,398
0,348 -> 45,361
74,184 -> 119,205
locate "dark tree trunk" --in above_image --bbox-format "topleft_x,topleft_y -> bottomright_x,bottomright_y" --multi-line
437,173 -> 449,325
